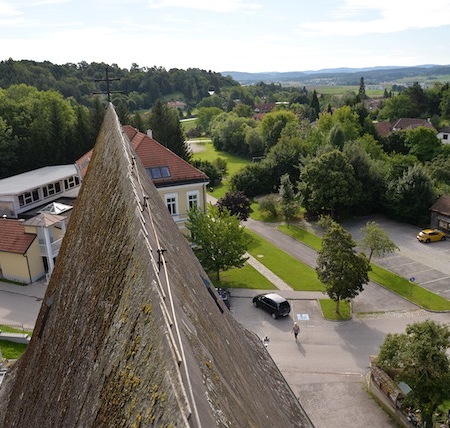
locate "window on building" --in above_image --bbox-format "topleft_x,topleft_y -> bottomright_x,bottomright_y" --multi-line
18,188 -> 41,207
165,193 -> 178,215
64,175 -> 80,190
146,166 -> 171,179
187,191 -> 199,210
43,181 -> 62,198
443,134 -> 448,140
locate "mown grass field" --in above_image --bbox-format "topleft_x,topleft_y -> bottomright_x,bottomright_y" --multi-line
191,137 -> 250,199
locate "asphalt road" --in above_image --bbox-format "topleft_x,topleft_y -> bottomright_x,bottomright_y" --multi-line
237,215 -> 450,427
1,214 -> 450,427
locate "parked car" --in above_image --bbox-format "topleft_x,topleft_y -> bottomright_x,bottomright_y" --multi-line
252,293 -> 291,319
417,229 -> 446,243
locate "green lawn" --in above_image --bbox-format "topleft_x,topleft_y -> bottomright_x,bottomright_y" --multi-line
277,224 -> 450,311
191,138 -> 250,199
181,117 -> 196,132
0,325 -> 31,334
213,263 -> 276,290
369,265 -> 450,311
319,299 -> 351,321
0,325 -> 31,359
245,229 -> 325,292
277,224 -> 322,251
0,340 -> 27,359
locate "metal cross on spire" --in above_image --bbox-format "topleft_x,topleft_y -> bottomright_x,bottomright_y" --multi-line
93,67 -> 123,102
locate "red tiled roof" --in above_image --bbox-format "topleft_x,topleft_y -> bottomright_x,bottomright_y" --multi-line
392,118 -> 435,132
254,102 -> 276,113
374,121 -> 392,137
122,126 -> 207,185
0,218 -> 36,254
77,126 -> 208,186
375,118 -> 436,138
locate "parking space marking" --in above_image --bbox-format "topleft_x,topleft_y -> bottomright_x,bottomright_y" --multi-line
421,276 -> 450,285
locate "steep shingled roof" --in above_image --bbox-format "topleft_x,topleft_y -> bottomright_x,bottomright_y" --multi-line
0,104 -> 312,427
0,218 -> 36,254
77,125 -> 208,187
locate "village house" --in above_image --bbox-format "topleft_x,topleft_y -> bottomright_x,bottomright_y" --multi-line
374,117 -> 436,138
429,195 -> 450,235
77,125 -> 209,233
437,126 -> 450,144
0,125 -> 208,284
0,214 -> 67,284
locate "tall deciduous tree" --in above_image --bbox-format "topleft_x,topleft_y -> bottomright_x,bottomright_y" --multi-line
196,107 -> 223,134
216,190 -> 253,221
148,99 -> 191,161
384,164 -> 435,224
404,126 -> 441,162
187,205 -> 248,280
260,109 -> 298,150
377,320 -> 450,427
316,219 -> 370,314
343,141 -> 385,214
0,118 -> 18,179
299,150 -> 361,218
359,221 -> 399,263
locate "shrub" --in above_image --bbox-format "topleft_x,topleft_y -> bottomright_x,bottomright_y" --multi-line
258,194 -> 279,217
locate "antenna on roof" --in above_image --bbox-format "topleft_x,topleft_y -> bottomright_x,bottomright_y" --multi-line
93,67 -> 123,103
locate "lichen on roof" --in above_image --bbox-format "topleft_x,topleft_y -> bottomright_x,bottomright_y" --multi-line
0,104 -> 312,428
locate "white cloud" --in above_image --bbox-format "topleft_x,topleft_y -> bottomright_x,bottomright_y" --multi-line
0,1 -> 22,19
146,0 -> 261,12
298,0 -> 450,36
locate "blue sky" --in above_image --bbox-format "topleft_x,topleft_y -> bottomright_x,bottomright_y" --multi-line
1,0 -> 450,73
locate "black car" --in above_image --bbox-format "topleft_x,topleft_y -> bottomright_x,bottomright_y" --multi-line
252,293 -> 291,319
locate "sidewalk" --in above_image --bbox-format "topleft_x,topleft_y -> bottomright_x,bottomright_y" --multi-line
0,279 -> 46,330
0,278 -> 47,300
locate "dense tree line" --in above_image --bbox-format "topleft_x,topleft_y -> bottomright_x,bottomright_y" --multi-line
207,82 -> 450,226
0,84 -> 105,178
2,59 -> 450,228
0,59 -> 240,111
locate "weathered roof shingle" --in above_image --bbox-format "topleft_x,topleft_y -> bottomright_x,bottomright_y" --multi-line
0,218 -> 36,254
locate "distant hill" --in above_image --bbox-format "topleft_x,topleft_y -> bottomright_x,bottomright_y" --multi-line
221,64 -> 450,86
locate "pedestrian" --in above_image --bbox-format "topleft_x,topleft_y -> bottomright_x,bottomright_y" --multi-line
292,322 -> 300,342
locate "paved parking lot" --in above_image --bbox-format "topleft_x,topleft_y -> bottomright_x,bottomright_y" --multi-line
231,289 -> 401,427
342,215 -> 450,297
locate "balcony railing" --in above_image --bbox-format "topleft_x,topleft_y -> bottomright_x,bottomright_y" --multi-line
38,238 -> 62,258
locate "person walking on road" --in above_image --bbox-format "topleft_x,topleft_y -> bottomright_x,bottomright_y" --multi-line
292,322 -> 300,342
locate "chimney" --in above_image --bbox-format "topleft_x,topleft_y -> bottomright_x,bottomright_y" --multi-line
146,129 -> 153,138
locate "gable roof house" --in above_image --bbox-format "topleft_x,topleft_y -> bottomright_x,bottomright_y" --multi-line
437,126 -> 450,144
0,166 -> 77,283
77,126 -> 209,233
0,213 -> 68,284
430,195 -> 450,235
0,219 -> 40,284
374,118 -> 436,138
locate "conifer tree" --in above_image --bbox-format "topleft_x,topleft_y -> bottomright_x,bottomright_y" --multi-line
148,99 -> 191,161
